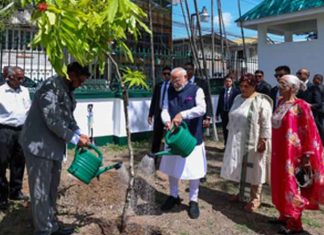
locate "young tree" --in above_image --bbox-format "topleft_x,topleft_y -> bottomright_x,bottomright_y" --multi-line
3,0 -> 150,231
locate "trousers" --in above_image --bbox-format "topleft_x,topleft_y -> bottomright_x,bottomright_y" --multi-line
0,126 -> 25,202
25,153 -> 62,235
169,176 -> 200,202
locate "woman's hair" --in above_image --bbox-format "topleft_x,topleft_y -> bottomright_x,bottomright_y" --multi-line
281,74 -> 306,93
239,73 -> 257,87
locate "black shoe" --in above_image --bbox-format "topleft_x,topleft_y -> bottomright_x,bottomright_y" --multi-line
51,227 -> 75,235
161,196 -> 181,211
200,177 -> 207,183
268,218 -> 287,225
188,201 -> 200,219
9,191 -> 29,201
278,226 -> 303,234
0,200 -> 9,211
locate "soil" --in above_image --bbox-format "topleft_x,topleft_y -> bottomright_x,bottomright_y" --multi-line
1,139 -> 323,235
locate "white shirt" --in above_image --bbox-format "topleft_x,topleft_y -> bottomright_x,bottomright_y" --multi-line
161,87 -> 206,124
189,76 -> 196,84
0,83 -> 31,127
160,80 -> 170,109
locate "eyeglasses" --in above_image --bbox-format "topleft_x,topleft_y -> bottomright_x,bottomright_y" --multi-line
163,72 -> 171,76
278,83 -> 289,88
274,74 -> 284,78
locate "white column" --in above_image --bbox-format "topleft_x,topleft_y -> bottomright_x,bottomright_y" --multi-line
284,31 -> 293,42
317,14 -> 324,41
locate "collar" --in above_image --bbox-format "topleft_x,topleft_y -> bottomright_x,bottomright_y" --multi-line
190,76 -> 195,83
4,82 -> 22,93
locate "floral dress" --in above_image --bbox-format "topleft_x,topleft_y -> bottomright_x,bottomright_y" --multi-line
271,98 -> 324,229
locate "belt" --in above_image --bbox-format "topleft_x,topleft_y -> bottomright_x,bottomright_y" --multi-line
0,124 -> 23,131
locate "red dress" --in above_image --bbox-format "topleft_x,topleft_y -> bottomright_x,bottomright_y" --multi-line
272,99 -> 324,230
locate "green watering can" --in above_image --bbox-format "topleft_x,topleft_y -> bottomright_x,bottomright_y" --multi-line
154,122 -> 197,158
67,143 -> 122,184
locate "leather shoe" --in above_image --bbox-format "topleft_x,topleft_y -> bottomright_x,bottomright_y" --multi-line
51,227 -> 75,235
268,218 -> 287,225
9,191 -> 29,201
188,201 -> 200,219
278,225 -> 303,234
200,177 -> 207,183
161,196 -> 181,211
0,200 -> 9,211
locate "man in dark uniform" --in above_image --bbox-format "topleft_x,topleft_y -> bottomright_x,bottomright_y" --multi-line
216,76 -> 240,146
312,74 -> 324,144
255,70 -> 271,96
270,65 -> 291,112
148,66 -> 172,155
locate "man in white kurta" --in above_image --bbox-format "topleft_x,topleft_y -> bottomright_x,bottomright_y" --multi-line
159,67 -> 207,219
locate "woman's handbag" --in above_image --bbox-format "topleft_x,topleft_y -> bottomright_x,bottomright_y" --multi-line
295,165 -> 314,188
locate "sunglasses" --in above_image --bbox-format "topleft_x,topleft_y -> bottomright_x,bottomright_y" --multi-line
255,75 -> 263,78
274,74 -> 284,78
163,72 -> 171,76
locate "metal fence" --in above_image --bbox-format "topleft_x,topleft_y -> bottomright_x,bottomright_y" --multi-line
0,27 -> 258,89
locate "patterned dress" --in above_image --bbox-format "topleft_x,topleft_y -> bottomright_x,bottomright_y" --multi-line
272,98 -> 324,229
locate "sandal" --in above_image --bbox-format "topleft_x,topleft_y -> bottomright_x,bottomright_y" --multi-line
244,199 -> 261,212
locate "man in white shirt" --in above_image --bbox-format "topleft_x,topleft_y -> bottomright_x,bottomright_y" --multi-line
0,66 -> 31,210
159,67 -> 207,219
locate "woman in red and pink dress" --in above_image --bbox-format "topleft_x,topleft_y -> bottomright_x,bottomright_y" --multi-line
271,74 -> 324,234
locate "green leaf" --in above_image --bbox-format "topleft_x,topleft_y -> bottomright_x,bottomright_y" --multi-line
45,11 -> 56,25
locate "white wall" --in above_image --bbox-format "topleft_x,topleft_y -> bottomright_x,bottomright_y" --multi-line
257,15 -> 324,86
73,95 -> 220,139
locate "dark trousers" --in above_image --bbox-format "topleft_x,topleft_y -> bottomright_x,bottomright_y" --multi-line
0,125 -> 25,202
315,113 -> 324,145
220,111 -> 229,146
151,115 -> 165,153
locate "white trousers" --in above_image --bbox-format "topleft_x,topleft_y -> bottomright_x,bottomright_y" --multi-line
169,176 -> 200,202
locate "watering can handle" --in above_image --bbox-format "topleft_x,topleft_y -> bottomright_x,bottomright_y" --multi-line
75,143 -> 103,159
87,143 -> 103,157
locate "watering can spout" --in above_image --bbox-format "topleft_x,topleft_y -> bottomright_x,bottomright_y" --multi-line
96,161 -> 123,177
152,150 -> 174,157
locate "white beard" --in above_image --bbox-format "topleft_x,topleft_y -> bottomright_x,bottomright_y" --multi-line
175,85 -> 185,91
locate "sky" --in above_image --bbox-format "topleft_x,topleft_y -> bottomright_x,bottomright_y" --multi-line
172,0 -> 264,40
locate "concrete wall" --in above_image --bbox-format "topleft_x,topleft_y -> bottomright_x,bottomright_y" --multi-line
257,14 -> 324,86
73,95 -> 219,139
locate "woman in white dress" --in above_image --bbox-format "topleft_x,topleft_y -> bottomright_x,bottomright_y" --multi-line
220,73 -> 272,212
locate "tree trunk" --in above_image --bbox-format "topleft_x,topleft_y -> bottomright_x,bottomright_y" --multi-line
107,53 -> 135,232
149,0 -> 156,89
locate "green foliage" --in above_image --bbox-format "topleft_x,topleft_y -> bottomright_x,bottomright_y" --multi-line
122,67 -> 149,90
20,0 -> 150,77
0,1 -> 16,30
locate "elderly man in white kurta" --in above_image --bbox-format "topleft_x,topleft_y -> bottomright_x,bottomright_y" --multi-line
159,67 -> 207,219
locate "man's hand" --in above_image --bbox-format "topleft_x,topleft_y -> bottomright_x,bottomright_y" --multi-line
78,135 -> 90,147
165,121 -> 172,130
257,138 -> 266,153
172,113 -> 183,127
148,116 -> 153,125
203,117 -> 211,128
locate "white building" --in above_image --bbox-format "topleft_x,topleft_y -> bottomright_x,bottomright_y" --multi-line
238,0 -> 324,85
